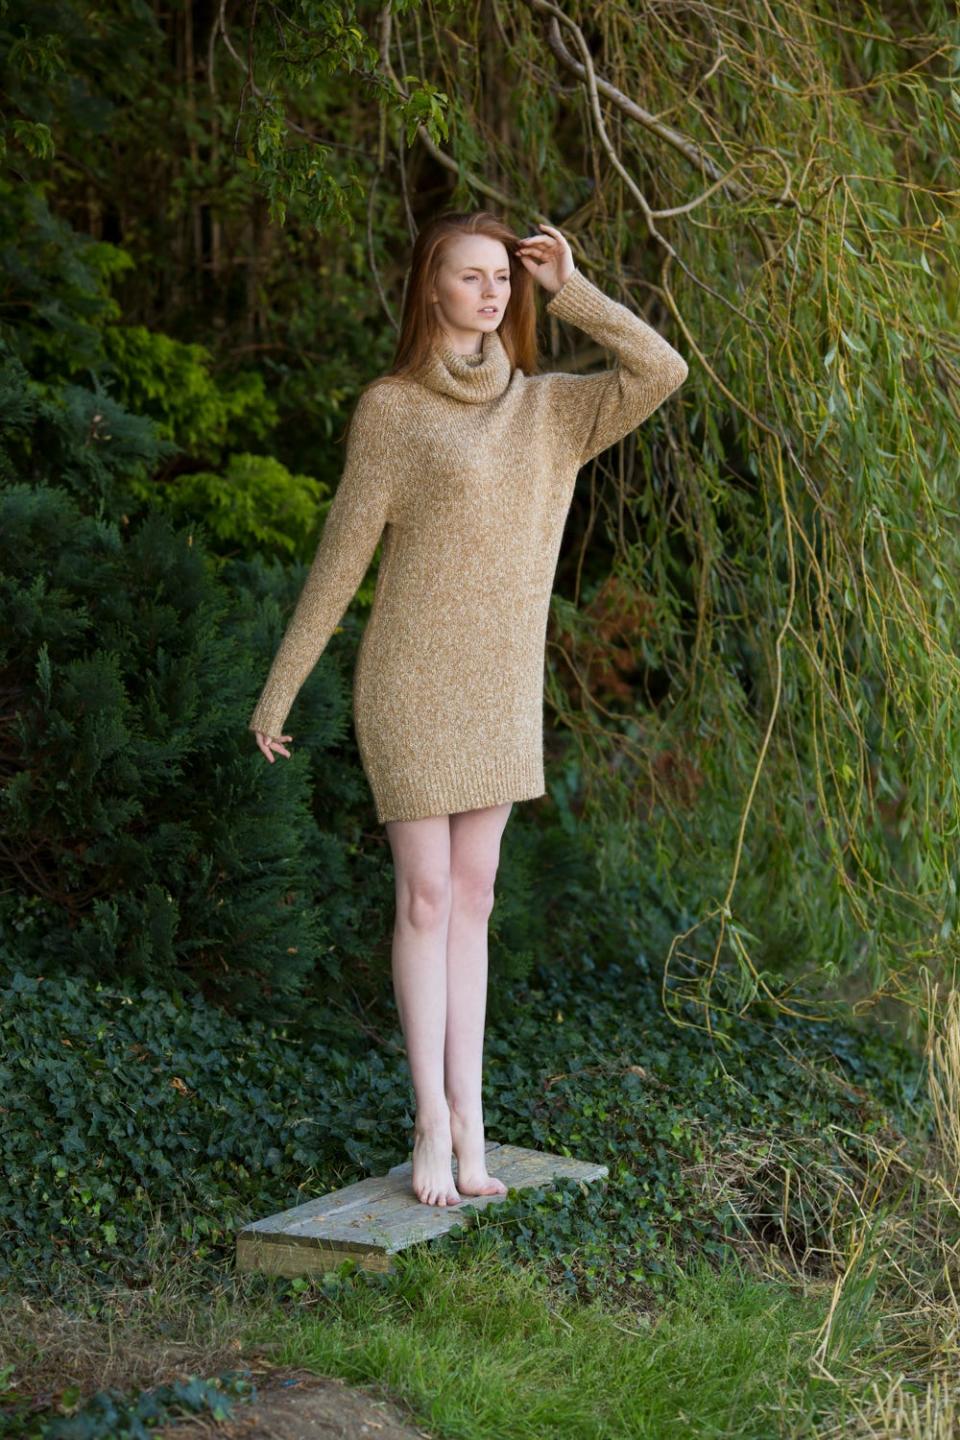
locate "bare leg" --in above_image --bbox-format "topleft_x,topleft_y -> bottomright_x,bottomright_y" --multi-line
445,801 -> 513,1197
384,813 -> 461,1207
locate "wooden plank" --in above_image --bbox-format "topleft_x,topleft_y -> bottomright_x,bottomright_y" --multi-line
236,1142 -> 608,1278
236,1232 -> 394,1278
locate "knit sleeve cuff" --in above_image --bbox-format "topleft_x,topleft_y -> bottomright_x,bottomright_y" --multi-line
544,267 -> 611,329
248,690 -> 290,740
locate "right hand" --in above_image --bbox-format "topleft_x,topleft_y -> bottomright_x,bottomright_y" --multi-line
515,222 -> 575,294
254,730 -> 293,763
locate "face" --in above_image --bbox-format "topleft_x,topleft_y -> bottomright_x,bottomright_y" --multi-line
429,233 -> 511,349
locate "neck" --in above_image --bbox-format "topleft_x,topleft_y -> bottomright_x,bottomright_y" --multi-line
436,325 -> 484,357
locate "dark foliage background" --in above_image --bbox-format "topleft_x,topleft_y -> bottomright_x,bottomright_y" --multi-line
1,2 -> 956,1090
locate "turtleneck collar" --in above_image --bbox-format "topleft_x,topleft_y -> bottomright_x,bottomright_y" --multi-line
415,325 -> 514,403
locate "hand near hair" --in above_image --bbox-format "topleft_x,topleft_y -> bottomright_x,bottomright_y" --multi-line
254,730 -> 293,762
515,222 -> 575,296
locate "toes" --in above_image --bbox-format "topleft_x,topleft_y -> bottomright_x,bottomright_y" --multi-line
413,1179 -> 463,1207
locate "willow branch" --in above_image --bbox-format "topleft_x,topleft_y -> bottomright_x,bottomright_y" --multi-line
522,0 -> 753,202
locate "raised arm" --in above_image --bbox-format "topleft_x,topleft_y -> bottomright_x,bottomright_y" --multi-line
248,381 -> 402,741
544,267 -> 688,467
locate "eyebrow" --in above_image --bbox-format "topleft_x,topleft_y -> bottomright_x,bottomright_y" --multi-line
460,266 -> 510,274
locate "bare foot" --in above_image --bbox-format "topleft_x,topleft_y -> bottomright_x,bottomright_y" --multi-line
449,1107 -> 508,1197
412,1113 -> 462,1207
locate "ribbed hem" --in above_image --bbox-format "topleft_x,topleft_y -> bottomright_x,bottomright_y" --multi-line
368,752 -> 546,824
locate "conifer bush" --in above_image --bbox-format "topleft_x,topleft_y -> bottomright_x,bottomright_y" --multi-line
0,478 -> 346,1012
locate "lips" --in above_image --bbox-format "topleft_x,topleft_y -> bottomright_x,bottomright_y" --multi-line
478,307 -> 498,314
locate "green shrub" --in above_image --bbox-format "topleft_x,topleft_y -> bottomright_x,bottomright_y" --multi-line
101,325 -> 276,456
0,480 -> 357,1010
0,947 -> 925,1303
148,452 -> 325,564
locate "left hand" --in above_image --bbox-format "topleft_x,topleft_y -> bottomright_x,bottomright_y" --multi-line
515,222 -> 575,295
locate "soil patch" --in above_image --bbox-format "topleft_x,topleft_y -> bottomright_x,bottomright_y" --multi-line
154,1365 -> 438,1440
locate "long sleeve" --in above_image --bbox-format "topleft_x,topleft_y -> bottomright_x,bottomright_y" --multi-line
248,382 -> 401,740
543,267 -> 688,467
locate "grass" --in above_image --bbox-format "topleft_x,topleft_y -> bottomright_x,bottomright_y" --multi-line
2,971 -> 959,1438
240,1250 -> 841,1439
1,1237 -> 849,1439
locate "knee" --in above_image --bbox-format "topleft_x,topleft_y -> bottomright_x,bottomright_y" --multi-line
398,872 -> 452,931
451,868 -> 497,921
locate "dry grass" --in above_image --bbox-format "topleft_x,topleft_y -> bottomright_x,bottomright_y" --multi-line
658,970 -> 960,1436
810,973 -> 960,1439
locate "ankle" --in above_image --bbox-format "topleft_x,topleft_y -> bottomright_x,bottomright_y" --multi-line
414,1105 -> 450,1135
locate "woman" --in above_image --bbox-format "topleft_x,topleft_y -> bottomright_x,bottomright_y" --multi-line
249,211 -> 688,1207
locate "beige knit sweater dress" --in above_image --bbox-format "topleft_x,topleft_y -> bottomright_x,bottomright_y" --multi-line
248,266 -> 688,823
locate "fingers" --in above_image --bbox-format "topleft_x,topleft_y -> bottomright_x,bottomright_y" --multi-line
517,222 -> 566,254
254,730 -> 293,762
516,241 -> 553,260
